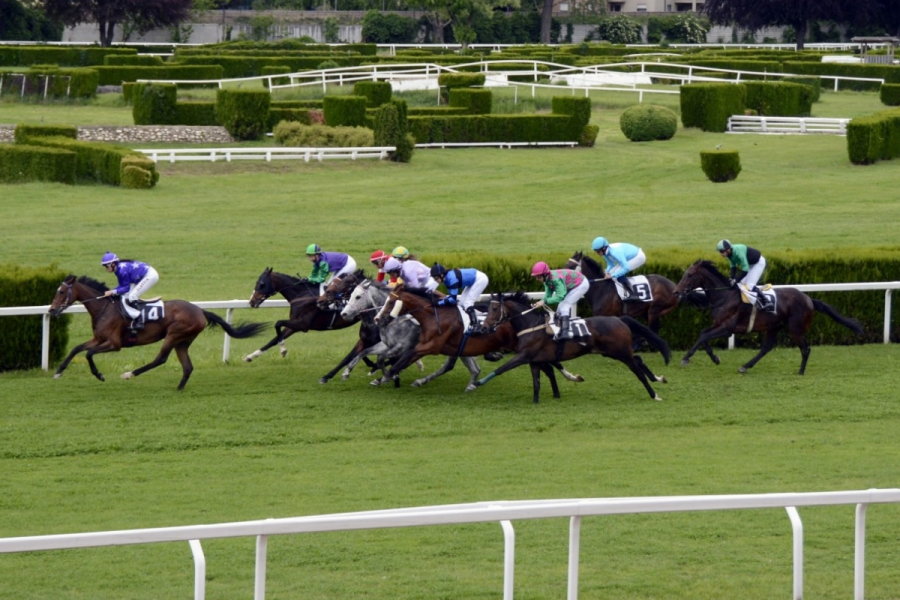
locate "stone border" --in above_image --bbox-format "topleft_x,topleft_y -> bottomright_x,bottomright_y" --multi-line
0,125 -> 234,144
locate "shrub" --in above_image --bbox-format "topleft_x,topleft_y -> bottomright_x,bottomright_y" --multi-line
782,75 -> 821,103
132,83 -> 177,125
438,73 -> 485,103
373,100 -> 414,163
579,124 -> 599,147
262,65 -> 291,89
846,109 -> 900,165
700,149 -> 741,182
273,122 -> 374,147
120,155 -> 159,187
595,14 -> 642,44
449,88 -> 493,114
24,136 -> 158,187
551,96 -> 591,131
323,95 -> 368,128
174,102 -> 218,126
93,65 -> 224,86
0,144 -> 76,184
121,165 -> 154,189
681,83 -> 746,133
14,124 -> 77,143
880,84 -> 900,107
104,54 -> 164,66
354,81 -> 393,107
215,89 -> 271,141
267,108 -> 313,130
620,104 -> 678,141
743,81 -> 813,117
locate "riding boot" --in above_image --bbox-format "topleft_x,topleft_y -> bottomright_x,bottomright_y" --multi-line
126,300 -> 145,330
754,287 -> 771,311
554,316 -> 570,340
617,275 -> 634,301
465,306 -> 482,334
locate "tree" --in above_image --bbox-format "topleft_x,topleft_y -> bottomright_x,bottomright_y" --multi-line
407,0 -> 518,47
701,0 -> 879,50
44,0 -> 192,46
0,0 -> 63,41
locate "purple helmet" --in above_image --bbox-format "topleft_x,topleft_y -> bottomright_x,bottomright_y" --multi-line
101,252 -> 119,266
383,257 -> 402,273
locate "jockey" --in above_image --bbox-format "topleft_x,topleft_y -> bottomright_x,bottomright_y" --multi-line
592,236 -> 646,301
306,243 -> 357,296
100,251 -> 159,330
531,261 -> 590,340
383,256 -> 431,289
426,263 -> 489,334
369,250 -> 397,285
717,239 -> 771,310
391,246 -> 416,262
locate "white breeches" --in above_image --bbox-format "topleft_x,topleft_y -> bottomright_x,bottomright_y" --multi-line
124,267 -> 159,303
611,249 -> 646,277
321,257 -> 357,295
740,256 -> 766,289
458,271 -> 489,309
556,278 -> 590,318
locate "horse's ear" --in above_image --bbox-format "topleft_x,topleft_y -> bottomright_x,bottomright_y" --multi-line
64,274 -> 76,283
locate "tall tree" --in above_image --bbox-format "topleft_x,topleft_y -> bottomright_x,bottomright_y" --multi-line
0,0 -> 63,40
539,0 -> 552,43
44,0 -> 192,46
702,0 -> 879,50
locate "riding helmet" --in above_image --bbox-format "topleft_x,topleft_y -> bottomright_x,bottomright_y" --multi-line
370,249 -> 386,263
591,236 -> 609,252
391,246 -> 409,259
531,261 -> 551,277
101,251 -> 119,265
383,257 -> 402,273
716,239 -> 732,253
306,243 -> 322,255
430,263 -> 447,278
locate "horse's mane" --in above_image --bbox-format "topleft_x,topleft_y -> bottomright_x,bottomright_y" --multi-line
578,253 -> 606,276
697,259 -> 729,283
501,291 -> 533,306
76,275 -> 109,292
400,286 -> 435,299
272,271 -> 304,284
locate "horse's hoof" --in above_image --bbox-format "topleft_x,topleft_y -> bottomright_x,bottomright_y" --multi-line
366,370 -> 377,376
573,375 -> 584,383
465,384 -> 478,392
97,374 -> 105,382
738,366 -> 747,374
341,374 -> 351,381
369,379 -> 382,387
53,373 -> 62,379
680,359 -> 690,367
120,372 -> 133,380
280,350 -> 288,358
411,380 -> 423,388
653,395 -> 663,402
242,356 -> 253,363
712,355 -> 721,365
318,377 -> 329,385
657,376 -> 668,384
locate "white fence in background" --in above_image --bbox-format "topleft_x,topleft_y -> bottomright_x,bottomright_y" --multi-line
137,146 -> 395,163
727,115 -> 851,135
0,281 -> 896,372
0,489 -> 898,600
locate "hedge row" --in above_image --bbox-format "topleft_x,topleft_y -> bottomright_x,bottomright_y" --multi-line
323,96 -> 368,128
0,68 -> 98,99
216,89 -> 271,140
846,109 -> 900,165
0,144 -> 76,184
353,81 -> 392,108
424,251 -> 900,348
181,41 -> 377,56
743,81 -> 813,117
177,56 -> 360,78
0,46 -> 136,67
449,88 -> 493,115
0,264 -> 71,372
103,54 -> 165,66
782,61 -> 900,92
880,83 -> 900,106
13,124 -> 77,143
94,65 -> 224,86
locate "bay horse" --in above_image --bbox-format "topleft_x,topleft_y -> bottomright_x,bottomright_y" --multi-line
472,292 -> 670,402
673,259 -> 864,374
564,251 -> 680,337
375,285 -> 584,400
48,275 -> 267,390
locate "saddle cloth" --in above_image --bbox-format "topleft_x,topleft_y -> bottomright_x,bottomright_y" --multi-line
456,306 -> 486,331
739,284 -> 776,312
548,314 -> 590,339
129,299 -> 165,322
613,275 -> 653,302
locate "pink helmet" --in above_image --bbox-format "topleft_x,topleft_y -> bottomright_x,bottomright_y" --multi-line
383,257 -> 402,273
531,261 -> 550,276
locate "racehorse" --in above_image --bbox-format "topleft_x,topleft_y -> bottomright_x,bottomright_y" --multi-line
375,285 -> 584,400
243,268 -> 361,363
48,275 -> 266,390
471,292 -> 670,402
564,251 -> 680,336
673,259 -> 864,374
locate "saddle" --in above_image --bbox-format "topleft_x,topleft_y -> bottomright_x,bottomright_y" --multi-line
546,314 -> 590,340
739,284 -> 776,312
613,275 -> 652,303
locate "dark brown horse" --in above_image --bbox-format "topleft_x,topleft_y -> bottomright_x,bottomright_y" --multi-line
48,275 -> 266,390
472,292 -> 670,402
375,285 -> 584,400
564,251 -> 681,336
673,260 -> 864,374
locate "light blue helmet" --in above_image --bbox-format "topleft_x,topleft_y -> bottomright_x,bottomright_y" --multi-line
101,251 -> 119,265
591,237 -> 609,252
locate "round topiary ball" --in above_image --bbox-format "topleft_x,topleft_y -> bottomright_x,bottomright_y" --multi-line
619,104 -> 678,142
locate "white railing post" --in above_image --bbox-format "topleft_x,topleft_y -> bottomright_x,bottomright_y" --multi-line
500,520 -> 515,600
255,534 -> 268,600
41,312 -> 51,371
222,307 -> 234,363
785,507 -> 803,600
567,515 -> 581,600
855,502 -> 867,600
884,289 -> 893,343
189,539 -> 206,600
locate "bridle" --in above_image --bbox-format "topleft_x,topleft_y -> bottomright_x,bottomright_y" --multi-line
485,296 -> 541,331
52,281 -> 109,316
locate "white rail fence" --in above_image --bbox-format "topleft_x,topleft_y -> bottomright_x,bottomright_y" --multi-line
0,489 -> 898,600
0,281 -> 896,372
137,146 -> 395,163
727,115 -> 852,135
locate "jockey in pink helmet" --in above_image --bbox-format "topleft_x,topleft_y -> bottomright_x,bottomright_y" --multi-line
531,261 -> 589,340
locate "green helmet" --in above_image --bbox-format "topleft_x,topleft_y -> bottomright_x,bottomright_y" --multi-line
306,243 -> 322,255
716,239 -> 732,253
391,246 -> 409,259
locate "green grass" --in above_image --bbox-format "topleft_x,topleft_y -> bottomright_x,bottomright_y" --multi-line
1,88 -> 899,600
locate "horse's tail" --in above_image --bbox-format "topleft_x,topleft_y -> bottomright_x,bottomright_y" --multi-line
812,299 -> 864,336
620,316 -> 671,365
203,310 -> 268,339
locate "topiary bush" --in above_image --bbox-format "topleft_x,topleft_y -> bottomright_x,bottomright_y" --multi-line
14,124 -> 77,143
619,104 -> 678,141
579,124 -> 599,147
132,83 -> 177,125
273,121 -> 374,147
681,83 -> 746,133
121,165 -> 153,189
215,88 -> 271,140
880,84 -> 900,106
0,144 -> 76,184
449,88 -> 492,115
323,95 -> 368,128
437,73 -> 485,103
354,80 -> 393,107
373,99 -> 414,163
700,149 -> 741,182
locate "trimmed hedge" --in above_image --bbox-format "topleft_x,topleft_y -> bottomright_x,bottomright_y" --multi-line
14,124 -> 77,143
0,144 -> 76,184
132,83 -> 178,125
104,54 -> 164,66
880,83 -> 900,106
273,121 -> 374,147
373,98 -> 414,163
0,264 -> 71,371
175,102 -> 218,126
846,109 -> 900,165
782,75 -> 821,103
93,65 -> 224,86
267,108 -> 313,130
0,46 -> 135,67
700,149 -> 741,182
261,65 -> 291,88
121,165 -> 154,189
449,88 -> 493,115
743,81 -> 813,117
438,72 -> 486,103
215,89 -> 271,140
21,135 -> 158,187
354,80 -> 393,107
0,68 -> 98,99
782,61 -> 900,92
323,95 -> 369,128
680,83 -> 746,133
620,104 -> 678,141
177,55 -> 359,78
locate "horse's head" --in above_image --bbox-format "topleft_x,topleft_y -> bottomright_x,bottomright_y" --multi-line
482,293 -> 506,331
564,250 -> 583,271
340,280 -> 372,320
674,260 -> 723,298
482,292 -> 536,331
375,284 -> 405,325
250,267 -> 275,308
48,275 -> 78,316
320,269 -> 363,309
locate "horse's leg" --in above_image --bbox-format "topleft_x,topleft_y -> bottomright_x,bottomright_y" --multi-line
634,355 -> 667,384
412,355 -> 457,387
788,329 -> 812,375
622,355 -> 661,401
83,341 -> 119,382
275,323 -> 298,358
553,362 -> 584,382
122,339 -> 176,382
469,352 -> 533,391
320,339 -> 366,384
530,363 -> 542,404
540,363 -> 561,399
702,341 -> 721,365
173,344 -> 194,391
681,325 -> 732,366
738,328 -> 779,374
54,339 -> 99,379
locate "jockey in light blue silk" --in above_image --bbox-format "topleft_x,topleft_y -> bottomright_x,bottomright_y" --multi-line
592,236 -> 646,301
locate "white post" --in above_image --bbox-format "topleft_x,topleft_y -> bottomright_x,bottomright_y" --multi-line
41,313 -> 51,371
500,520 -> 515,600
855,503 -> 867,600
785,507 -> 803,600
189,540 -> 206,600
884,289 -> 892,343
567,516 -> 582,600
255,534 -> 268,600
222,308 -> 234,363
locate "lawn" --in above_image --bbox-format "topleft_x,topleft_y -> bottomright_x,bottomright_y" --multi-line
1,83 -> 899,600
